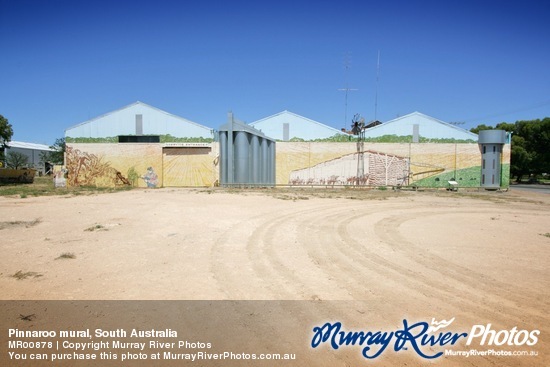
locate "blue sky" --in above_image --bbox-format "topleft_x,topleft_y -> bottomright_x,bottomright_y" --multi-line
1,0 -> 549,144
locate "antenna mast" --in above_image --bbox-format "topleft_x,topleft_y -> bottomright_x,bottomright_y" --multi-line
338,53 -> 358,127
374,50 -> 380,121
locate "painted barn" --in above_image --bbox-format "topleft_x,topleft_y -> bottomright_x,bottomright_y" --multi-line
64,102 -> 216,188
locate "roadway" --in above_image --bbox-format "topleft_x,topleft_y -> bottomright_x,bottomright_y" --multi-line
509,184 -> 550,194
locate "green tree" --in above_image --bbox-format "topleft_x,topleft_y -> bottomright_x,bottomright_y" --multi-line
6,151 -> 29,169
518,117 -> 550,176
495,122 -> 516,132
471,117 -> 550,180
0,115 -> 13,148
509,135 -> 531,180
469,124 -> 493,134
40,137 -> 66,165
0,115 -> 14,165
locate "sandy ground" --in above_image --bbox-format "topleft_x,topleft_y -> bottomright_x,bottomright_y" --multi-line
0,187 -> 549,366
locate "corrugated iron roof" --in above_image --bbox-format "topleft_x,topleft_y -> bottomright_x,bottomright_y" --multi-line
7,141 -> 54,151
250,110 -> 350,135
65,101 -> 211,132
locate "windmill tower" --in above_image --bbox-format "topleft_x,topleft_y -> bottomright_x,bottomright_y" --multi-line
351,114 -> 366,185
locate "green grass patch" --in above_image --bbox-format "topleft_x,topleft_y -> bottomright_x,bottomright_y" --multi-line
0,176 -> 134,197
413,164 -> 511,189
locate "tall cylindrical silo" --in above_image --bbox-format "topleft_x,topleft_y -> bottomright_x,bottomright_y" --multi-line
264,139 -> 271,185
219,131 -> 228,185
251,135 -> 260,185
234,131 -> 250,184
218,112 -> 276,187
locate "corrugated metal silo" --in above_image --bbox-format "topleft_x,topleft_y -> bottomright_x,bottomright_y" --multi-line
219,112 -> 276,186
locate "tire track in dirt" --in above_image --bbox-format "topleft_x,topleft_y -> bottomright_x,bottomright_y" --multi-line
210,201 -> 342,299
376,208 -> 548,291
296,203 -> 497,317
213,198 -> 542,317
244,202 -> 417,364
209,196 -> 547,367
367,206 -> 550,366
241,200 -> 502,366
235,200 -> 429,366
296,204 -> 415,302
244,202 -> 363,301
246,200 -> 440,303
209,211 -> 275,299
372,209 -> 549,321
339,207 -> 542,324
328,204 -> 549,367
244,210 -> 318,300
209,202 -> 359,366
288,200 -> 546,333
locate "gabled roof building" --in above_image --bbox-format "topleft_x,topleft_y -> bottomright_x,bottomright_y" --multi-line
363,111 -> 477,141
249,110 -> 348,141
65,101 -> 212,139
4,141 -> 54,174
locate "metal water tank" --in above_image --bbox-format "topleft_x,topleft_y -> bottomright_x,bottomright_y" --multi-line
478,130 -> 507,189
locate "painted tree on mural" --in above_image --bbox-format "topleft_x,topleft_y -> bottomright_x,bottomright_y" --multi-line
65,146 -> 133,187
65,146 -> 113,186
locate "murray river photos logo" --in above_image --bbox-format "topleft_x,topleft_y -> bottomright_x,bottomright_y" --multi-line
311,318 -> 540,359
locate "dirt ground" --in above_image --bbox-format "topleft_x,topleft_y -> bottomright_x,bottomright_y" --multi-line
0,187 -> 548,366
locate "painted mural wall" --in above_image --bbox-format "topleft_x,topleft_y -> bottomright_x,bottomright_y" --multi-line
66,142 -> 510,189
276,142 -> 511,188
66,143 -> 218,188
